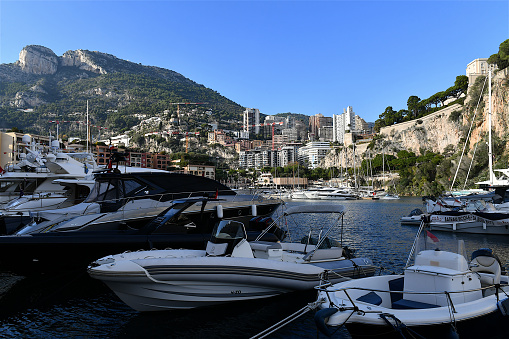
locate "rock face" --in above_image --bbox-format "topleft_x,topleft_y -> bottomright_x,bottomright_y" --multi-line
16,45 -> 58,75
61,49 -> 107,74
14,45 -> 107,75
379,103 -> 463,155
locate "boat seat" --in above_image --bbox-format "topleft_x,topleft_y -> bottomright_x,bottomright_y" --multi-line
388,277 -> 404,304
280,243 -> 316,253
392,299 -> 439,309
249,241 -> 282,251
250,241 -> 282,259
206,241 -> 228,256
356,292 -> 382,306
470,255 -> 502,286
304,248 -> 344,261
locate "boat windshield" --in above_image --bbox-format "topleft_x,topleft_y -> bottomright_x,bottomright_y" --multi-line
212,220 -> 246,240
413,231 -> 468,269
85,180 -> 120,203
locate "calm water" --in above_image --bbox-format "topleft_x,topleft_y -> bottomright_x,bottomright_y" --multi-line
2,197 -> 509,338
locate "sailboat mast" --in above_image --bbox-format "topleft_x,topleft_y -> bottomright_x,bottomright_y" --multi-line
86,100 -> 89,153
488,70 -> 494,184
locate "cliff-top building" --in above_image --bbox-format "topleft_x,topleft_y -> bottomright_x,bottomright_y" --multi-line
466,58 -> 497,85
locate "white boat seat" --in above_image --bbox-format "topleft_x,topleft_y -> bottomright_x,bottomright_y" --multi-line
250,241 -> 282,259
206,241 -> 228,256
470,255 -> 502,285
304,248 -> 344,261
280,243 -> 316,253
249,241 -> 282,251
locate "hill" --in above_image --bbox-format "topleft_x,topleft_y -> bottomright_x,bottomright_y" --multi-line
0,45 -> 244,135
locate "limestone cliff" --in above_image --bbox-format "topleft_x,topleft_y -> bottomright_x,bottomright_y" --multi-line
16,45 -> 59,75
320,69 -> 509,169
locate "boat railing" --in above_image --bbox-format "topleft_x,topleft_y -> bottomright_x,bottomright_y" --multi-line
86,189 -> 276,211
6,191 -> 72,211
314,282 -> 505,300
2,161 -> 50,173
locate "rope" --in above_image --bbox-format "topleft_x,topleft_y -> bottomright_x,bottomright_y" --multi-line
249,300 -> 324,339
379,313 -> 426,339
450,74 -> 487,191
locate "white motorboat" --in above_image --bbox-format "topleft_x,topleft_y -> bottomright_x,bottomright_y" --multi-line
317,188 -> 359,200
314,224 -> 509,338
399,208 -> 424,225
380,193 -> 399,200
88,204 -> 377,311
0,144 -> 97,208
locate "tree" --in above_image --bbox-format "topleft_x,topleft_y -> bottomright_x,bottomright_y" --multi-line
488,39 -> 509,70
407,96 -> 421,119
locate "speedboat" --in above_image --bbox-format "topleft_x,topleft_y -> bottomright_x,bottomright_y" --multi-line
399,208 -> 424,225
88,204 -> 377,311
380,193 -> 399,200
0,196 -> 282,275
314,222 -> 509,338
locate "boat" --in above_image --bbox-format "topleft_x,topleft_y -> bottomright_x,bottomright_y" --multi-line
88,204 -> 377,311
290,187 -> 358,200
416,71 -> 509,234
399,208 -> 424,225
381,193 -> 399,200
0,136 -> 98,209
317,188 -> 359,200
314,220 -> 509,338
0,173 -> 282,275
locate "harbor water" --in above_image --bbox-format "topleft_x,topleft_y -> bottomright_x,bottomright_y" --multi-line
2,197 -> 509,338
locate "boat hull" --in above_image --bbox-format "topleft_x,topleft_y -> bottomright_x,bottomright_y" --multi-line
430,220 -> 509,235
344,309 -> 507,339
316,274 -> 509,339
89,251 -> 376,311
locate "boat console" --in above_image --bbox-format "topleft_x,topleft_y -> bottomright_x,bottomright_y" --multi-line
206,220 -> 247,256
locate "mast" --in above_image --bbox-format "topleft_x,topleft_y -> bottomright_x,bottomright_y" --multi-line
86,100 -> 89,153
488,70 -> 494,185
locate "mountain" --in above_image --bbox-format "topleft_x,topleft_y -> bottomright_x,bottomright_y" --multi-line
0,45 -> 244,134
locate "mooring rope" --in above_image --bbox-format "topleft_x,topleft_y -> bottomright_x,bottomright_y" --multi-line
249,299 -> 324,339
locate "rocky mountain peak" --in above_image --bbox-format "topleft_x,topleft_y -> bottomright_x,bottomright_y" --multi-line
61,49 -> 107,74
16,45 -> 58,75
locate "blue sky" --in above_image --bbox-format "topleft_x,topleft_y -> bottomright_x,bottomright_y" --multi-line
1,0 -> 508,122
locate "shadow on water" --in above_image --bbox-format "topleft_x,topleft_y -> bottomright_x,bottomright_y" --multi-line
1,197 -> 509,338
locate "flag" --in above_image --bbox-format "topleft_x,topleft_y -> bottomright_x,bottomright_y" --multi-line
214,189 -> 218,199
426,231 -> 439,244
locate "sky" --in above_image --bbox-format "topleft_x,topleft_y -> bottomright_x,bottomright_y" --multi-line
1,0 -> 508,122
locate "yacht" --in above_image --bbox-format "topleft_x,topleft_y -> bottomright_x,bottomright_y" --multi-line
0,173 -> 282,275
88,204 -> 376,311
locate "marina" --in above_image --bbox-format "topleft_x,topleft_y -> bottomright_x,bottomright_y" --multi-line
2,197 -> 509,338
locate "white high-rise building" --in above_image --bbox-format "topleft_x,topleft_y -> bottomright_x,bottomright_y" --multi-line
333,106 -> 356,144
243,108 -> 260,134
298,142 -> 331,169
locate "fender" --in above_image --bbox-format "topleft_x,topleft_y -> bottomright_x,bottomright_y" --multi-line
314,308 -> 339,337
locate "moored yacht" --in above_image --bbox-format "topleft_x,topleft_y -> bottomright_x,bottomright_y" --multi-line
88,204 -> 376,311
314,221 -> 509,338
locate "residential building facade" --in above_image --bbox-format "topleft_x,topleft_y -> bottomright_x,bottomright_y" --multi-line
298,142 -> 331,169
243,108 -> 260,134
